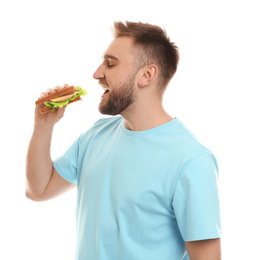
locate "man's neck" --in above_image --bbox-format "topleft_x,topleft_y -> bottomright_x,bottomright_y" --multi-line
121,102 -> 174,132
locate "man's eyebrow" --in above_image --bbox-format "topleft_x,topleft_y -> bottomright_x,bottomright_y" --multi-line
103,55 -> 119,61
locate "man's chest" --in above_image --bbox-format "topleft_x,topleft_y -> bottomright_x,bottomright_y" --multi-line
77,135 -> 181,218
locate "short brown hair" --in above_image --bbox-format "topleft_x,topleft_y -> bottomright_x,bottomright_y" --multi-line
113,21 -> 179,93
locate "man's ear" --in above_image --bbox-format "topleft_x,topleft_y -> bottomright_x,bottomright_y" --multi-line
138,64 -> 158,88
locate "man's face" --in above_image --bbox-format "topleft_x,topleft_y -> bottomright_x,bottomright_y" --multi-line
93,37 -> 139,116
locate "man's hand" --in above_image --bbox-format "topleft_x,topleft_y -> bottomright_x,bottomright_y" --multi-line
34,103 -> 66,126
34,84 -> 70,127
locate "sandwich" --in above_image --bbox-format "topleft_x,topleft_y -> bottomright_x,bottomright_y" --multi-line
35,85 -> 87,114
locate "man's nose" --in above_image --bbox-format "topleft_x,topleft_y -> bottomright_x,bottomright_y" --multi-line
93,64 -> 105,79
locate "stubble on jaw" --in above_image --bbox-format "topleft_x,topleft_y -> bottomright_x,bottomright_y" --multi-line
98,72 -> 137,116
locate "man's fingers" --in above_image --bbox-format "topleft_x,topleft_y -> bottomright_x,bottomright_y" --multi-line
55,106 -> 66,119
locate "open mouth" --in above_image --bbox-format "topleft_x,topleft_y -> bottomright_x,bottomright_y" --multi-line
102,87 -> 110,97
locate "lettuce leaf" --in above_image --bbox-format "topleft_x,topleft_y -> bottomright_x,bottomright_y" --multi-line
45,86 -> 87,110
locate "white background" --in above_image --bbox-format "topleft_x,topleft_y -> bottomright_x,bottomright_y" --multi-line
0,0 -> 253,259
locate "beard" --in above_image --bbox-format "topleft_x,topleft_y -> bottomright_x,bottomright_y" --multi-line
98,73 -> 137,116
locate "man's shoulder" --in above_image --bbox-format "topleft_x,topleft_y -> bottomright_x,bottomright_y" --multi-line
170,119 -> 216,162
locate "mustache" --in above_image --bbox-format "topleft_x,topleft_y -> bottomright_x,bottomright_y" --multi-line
99,79 -> 108,87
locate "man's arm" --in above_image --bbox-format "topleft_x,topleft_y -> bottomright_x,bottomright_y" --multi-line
26,100 -> 75,202
185,238 -> 221,260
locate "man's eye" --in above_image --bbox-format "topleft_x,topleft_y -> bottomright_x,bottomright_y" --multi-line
103,59 -> 115,68
107,63 -> 115,68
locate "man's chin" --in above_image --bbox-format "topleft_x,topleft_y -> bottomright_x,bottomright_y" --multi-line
98,103 -> 117,116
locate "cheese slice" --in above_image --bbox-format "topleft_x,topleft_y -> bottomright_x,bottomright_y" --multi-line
50,92 -> 76,102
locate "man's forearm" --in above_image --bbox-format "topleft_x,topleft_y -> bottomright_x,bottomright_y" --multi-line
26,124 -> 54,200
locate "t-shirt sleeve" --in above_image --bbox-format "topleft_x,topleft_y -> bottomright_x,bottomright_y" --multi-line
53,137 -> 80,184
172,153 -> 221,242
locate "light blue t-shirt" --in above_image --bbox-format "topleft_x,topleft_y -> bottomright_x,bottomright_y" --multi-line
54,116 -> 221,260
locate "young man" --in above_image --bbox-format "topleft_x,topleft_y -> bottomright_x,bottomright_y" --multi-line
26,22 -> 221,260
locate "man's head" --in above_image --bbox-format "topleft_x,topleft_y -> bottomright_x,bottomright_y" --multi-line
94,36 -> 138,116
93,21 -> 179,116
113,21 -> 179,93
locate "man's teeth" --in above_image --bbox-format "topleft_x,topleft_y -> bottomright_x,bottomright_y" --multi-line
103,88 -> 110,95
